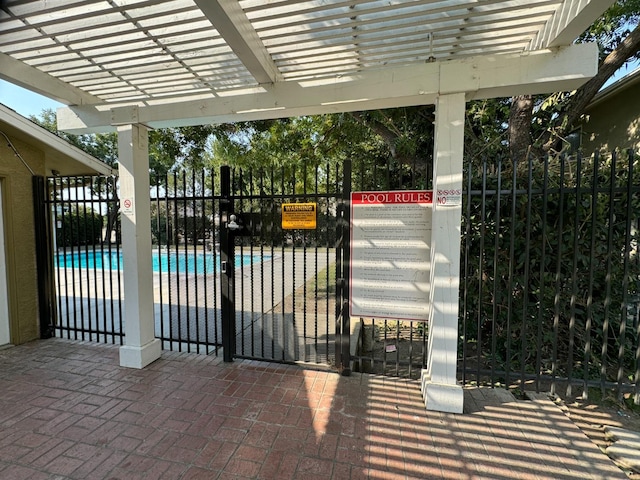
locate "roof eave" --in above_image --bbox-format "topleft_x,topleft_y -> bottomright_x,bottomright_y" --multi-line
0,104 -> 115,177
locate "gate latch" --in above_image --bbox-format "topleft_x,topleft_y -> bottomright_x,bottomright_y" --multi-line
221,261 -> 227,273
227,214 -> 241,231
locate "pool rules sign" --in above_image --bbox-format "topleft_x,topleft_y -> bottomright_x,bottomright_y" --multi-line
350,191 -> 432,321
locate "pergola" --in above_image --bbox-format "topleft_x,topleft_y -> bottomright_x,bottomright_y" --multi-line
0,0 -> 614,413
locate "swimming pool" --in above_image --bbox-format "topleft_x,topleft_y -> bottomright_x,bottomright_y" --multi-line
56,249 -> 269,274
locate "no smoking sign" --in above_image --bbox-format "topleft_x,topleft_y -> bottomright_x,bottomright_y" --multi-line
122,197 -> 134,216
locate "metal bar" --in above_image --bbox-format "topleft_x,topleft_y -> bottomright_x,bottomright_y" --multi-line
551,156 -> 566,395
173,171 -> 181,351
69,177 -> 79,341
32,176 -> 55,339
490,157 -> 502,385
535,157 -> 550,392
461,161 -> 472,384
618,151 -> 634,398
341,159 -> 352,375
505,158 -> 517,386
75,177 -> 86,341
303,160 -> 308,363
249,168 -> 256,358
203,169 -> 212,353
314,162 -> 319,363
76,177 -> 93,340
97,177 -> 108,343
566,154 -> 583,397
51,178 -> 64,339
183,170 -> 191,352
156,174 -> 165,347
281,166 -> 287,361
89,178 -> 100,341
211,170 -> 221,352
192,169 -> 200,353
601,152 -> 616,394
477,159 -> 487,384
220,165 -> 235,362
62,178 -> 73,340
259,168 -> 266,358
326,163 -> 331,364
291,164 -> 297,362
583,154 -> 599,400
111,177 -> 122,345
270,164 -> 276,361
164,174 -> 174,350
520,156 -> 533,390
98,179 -> 110,341
237,168 -> 246,357
335,163 -> 344,371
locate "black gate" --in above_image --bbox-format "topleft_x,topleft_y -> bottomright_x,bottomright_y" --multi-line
39,158 -> 430,377
218,162 -> 351,369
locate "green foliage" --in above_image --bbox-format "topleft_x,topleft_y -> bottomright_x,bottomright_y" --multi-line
579,0 -> 640,60
465,99 -> 511,158
56,206 -> 103,247
30,109 -> 119,168
149,125 -> 217,178
462,152 -> 640,384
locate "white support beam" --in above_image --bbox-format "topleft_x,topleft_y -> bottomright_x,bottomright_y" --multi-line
0,53 -> 102,107
117,123 -> 162,369
529,0 -> 616,50
422,93 -> 466,414
193,0 -> 281,85
57,43 -> 599,134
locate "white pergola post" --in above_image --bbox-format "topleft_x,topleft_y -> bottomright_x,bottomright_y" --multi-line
422,93 -> 465,414
117,123 -> 161,368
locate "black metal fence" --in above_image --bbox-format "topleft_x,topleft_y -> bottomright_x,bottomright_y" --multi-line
221,163 -> 347,365
40,151 -> 640,398
47,175 -> 123,344
43,163 -> 352,365
460,151 -> 640,400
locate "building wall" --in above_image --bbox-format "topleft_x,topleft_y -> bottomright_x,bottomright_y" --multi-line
0,135 -> 45,344
581,78 -> 640,155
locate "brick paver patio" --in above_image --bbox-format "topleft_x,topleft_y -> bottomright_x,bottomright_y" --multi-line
0,339 -> 628,479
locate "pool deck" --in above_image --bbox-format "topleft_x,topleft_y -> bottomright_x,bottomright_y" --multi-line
0,338 -> 629,480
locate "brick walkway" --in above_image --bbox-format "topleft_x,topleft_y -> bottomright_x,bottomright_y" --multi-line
0,339 -> 628,479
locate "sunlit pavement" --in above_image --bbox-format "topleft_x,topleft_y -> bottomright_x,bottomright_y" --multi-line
0,339 -> 627,479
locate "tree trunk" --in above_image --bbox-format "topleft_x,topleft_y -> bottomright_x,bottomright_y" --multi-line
509,94 -> 534,162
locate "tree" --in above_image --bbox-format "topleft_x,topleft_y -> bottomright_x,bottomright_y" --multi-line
509,1 -> 640,159
31,110 -> 121,243
31,109 -> 118,167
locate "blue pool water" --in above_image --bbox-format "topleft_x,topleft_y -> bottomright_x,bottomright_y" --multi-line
56,250 -> 268,274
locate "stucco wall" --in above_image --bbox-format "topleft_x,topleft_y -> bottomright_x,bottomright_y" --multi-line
0,135 -> 45,344
581,78 -> 640,155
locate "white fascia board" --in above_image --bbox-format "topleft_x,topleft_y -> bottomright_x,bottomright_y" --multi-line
0,53 -> 101,106
529,0 -> 617,50
57,43 -> 598,134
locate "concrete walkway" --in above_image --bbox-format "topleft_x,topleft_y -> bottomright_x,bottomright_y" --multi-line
0,339 -> 628,479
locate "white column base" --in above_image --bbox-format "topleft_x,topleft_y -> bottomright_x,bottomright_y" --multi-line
421,369 -> 464,414
119,338 -> 162,369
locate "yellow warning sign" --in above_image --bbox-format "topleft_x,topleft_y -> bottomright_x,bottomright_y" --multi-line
282,203 -> 317,230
